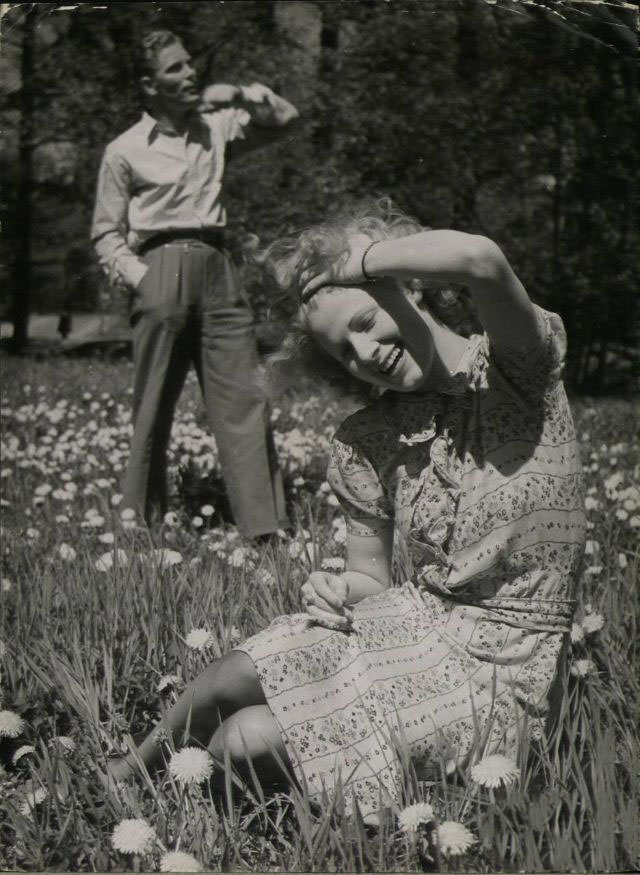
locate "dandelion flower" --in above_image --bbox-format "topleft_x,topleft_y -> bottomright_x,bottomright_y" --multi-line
571,658 -> 595,677
585,564 -> 603,576
584,540 -> 599,556
0,710 -> 25,738
160,850 -> 203,872
200,504 -> 214,517
95,548 -> 128,572
471,753 -> 519,789
321,557 -> 345,572
157,674 -> 181,693
228,547 -> 248,568
58,543 -> 77,561
120,507 -> 136,521
618,553 -> 628,570
19,786 -> 47,816
581,612 -> 604,634
12,745 -> 36,765
397,801 -> 434,833
1,578 -> 12,592
185,628 -> 214,651
51,735 -> 76,754
164,511 -> 179,526
152,548 -> 183,567
192,516 -> 204,528
570,622 -> 585,644
99,532 -> 115,545
287,540 -> 303,559
111,818 -> 157,855
437,820 -> 476,857
168,747 -> 213,784
255,568 -> 276,588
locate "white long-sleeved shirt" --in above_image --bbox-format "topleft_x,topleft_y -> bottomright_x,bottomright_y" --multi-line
91,91 -> 298,289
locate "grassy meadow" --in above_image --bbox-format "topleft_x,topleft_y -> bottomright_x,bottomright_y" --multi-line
0,352 -> 638,873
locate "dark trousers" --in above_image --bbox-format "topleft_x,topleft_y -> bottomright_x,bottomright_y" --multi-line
122,240 -> 287,536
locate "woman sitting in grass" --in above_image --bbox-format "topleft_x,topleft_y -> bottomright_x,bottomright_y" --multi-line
109,201 -> 586,819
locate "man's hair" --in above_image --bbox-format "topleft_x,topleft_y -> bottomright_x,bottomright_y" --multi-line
136,29 -> 183,80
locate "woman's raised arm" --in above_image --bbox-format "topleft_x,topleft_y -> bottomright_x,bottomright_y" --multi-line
302,230 -> 542,351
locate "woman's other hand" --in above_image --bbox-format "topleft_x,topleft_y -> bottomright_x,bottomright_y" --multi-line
301,572 -> 353,630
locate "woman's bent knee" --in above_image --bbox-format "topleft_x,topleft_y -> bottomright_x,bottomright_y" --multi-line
217,705 -> 288,767
208,651 -> 266,715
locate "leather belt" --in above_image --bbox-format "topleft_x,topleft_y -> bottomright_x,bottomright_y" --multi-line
138,228 -> 226,257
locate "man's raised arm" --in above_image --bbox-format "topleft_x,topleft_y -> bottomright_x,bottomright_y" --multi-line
201,82 -> 299,155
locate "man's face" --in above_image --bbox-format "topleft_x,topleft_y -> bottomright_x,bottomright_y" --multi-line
143,41 -> 199,110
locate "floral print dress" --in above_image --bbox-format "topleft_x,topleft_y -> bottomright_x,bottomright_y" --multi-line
237,306 -> 586,816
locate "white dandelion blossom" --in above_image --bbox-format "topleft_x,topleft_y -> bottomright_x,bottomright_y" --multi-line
111,818 -> 157,855
581,612 -> 604,635
157,674 -> 182,693
58,543 -> 76,561
19,786 -> 48,816
471,754 -> 520,789
228,546 -> 248,568
397,801 -> 435,833
184,628 -> 214,651
571,658 -> 595,677
95,548 -> 128,571
12,745 -> 36,765
321,557 -> 345,572
160,850 -> 204,872
436,820 -> 477,857
51,735 -> 76,754
570,622 -> 585,644
168,747 -> 213,784
151,548 -> 183,567
0,710 -> 25,738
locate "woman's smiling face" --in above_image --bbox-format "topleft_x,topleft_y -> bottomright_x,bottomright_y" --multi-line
304,280 -> 435,392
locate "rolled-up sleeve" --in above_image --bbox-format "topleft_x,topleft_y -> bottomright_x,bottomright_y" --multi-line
91,148 -> 148,289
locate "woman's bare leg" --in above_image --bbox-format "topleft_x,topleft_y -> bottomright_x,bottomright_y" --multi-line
110,651 -> 265,780
208,704 -> 293,792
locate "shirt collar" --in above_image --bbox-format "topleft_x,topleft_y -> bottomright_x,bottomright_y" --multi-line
138,110 -> 204,142
139,111 -> 159,142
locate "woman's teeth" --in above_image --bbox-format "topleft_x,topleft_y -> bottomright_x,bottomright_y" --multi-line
380,344 -> 403,375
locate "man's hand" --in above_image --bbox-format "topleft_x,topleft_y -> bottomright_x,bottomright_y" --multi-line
301,572 -> 353,631
199,83 -> 242,110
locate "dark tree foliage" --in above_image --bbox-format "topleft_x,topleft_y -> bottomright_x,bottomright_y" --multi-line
1,0 -> 637,391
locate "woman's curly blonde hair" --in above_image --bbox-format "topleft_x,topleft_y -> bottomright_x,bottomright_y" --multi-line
257,198 -> 479,394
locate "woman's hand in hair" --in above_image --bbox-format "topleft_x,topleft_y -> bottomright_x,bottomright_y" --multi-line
300,234 -> 374,301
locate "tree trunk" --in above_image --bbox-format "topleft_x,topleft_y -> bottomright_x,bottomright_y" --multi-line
10,5 -> 37,353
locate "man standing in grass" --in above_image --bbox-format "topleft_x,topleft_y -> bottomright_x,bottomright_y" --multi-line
91,30 -> 296,536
